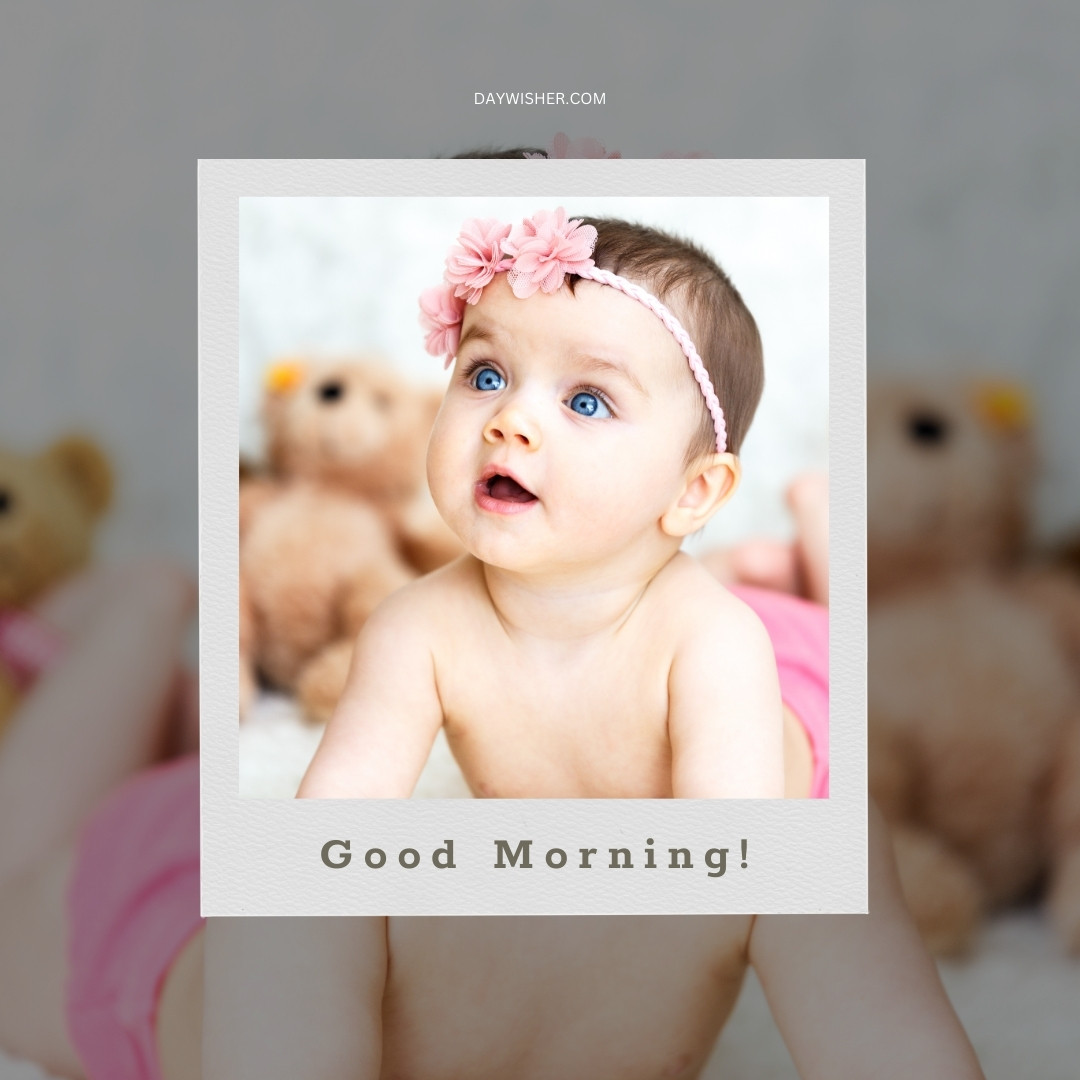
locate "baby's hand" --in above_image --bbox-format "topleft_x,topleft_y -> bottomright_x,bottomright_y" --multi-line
296,586 -> 443,798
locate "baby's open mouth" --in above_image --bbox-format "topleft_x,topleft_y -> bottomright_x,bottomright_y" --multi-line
485,473 -> 537,503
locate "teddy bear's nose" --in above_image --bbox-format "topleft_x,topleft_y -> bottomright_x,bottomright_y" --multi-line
317,380 -> 345,404
0,489 -> 11,514
907,411 -> 950,447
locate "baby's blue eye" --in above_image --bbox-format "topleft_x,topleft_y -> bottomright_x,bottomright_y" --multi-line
472,367 -> 505,392
568,391 -> 611,418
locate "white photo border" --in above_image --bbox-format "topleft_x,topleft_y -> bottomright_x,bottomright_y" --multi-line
200,159 -> 865,916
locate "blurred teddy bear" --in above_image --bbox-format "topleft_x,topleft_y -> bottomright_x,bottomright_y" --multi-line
0,436 -> 112,734
240,357 -> 462,722
867,377 -> 1080,954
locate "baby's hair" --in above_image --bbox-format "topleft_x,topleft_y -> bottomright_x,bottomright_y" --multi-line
569,218 -> 763,460
450,147 -> 548,159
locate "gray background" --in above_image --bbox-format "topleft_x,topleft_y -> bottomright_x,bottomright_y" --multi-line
2,3 -> 1077,572
3,4 -> 1078,1077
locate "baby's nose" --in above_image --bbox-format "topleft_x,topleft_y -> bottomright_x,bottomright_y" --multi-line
483,401 -> 542,450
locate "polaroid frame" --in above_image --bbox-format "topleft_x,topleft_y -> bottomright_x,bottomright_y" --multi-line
200,159 -> 865,916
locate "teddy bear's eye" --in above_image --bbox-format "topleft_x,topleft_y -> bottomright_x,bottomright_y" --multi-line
0,489 -> 11,514
317,380 -> 345,404
373,391 -> 392,412
907,411 -> 950,447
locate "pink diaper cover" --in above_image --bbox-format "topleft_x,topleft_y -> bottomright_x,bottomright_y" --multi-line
729,585 -> 830,798
0,608 -> 64,689
66,754 -> 203,1080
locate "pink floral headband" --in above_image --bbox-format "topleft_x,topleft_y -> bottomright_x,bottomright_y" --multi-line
418,208 -> 728,454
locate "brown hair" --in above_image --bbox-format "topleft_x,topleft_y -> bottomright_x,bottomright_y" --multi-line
570,217 -> 763,460
450,147 -> 548,159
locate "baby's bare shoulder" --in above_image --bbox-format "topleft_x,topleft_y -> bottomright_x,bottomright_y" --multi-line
373,556 -> 488,635
650,554 -> 771,651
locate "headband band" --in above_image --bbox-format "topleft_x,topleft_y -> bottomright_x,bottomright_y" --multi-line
419,208 -> 727,454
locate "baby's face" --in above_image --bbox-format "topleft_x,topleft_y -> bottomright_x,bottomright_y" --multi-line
427,274 -> 703,575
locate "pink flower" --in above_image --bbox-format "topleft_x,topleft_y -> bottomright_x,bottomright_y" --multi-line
548,133 -> 621,159
444,217 -> 512,304
419,284 -> 465,366
502,208 -> 597,298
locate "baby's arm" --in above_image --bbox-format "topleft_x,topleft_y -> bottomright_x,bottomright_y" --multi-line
203,916 -> 386,1080
668,598 -> 785,797
296,588 -> 443,798
747,804 -> 985,1079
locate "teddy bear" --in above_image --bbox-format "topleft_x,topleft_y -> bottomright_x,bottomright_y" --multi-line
0,435 -> 112,735
240,357 -> 462,722
867,376 -> 1080,954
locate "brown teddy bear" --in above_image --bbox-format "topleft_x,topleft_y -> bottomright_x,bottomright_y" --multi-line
240,357 -> 462,722
867,376 -> 1080,954
0,435 -> 112,734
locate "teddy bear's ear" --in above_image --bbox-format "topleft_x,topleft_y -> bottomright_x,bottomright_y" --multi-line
42,436 -> 113,519
265,359 -> 307,396
971,380 -> 1033,435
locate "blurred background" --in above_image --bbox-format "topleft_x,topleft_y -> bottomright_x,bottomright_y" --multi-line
3,5 -> 1077,561
2,3 -> 1078,1078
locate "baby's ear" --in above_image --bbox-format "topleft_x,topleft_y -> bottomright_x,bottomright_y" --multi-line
661,454 -> 741,538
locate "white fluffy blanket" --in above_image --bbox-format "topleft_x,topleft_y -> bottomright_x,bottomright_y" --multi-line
240,690 -> 472,799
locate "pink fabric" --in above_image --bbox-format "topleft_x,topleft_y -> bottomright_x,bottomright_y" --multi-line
524,133 -> 622,159
445,217 -> 512,304
0,609 -> 64,690
729,585 -> 830,798
66,755 -> 203,1080
419,284 -> 466,364
502,208 -> 598,298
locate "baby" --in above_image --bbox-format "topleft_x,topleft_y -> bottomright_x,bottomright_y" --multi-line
200,810 -> 985,1080
0,529 -> 977,1080
299,208 -> 825,799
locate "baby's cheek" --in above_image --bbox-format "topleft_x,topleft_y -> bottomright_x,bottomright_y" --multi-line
425,442 -> 451,515
590,449 -> 665,507
565,474 -> 643,537
590,459 -> 680,530
426,420 -> 465,521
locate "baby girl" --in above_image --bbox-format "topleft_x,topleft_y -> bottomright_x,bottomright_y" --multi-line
299,208 -> 827,799
0,558 -> 978,1080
